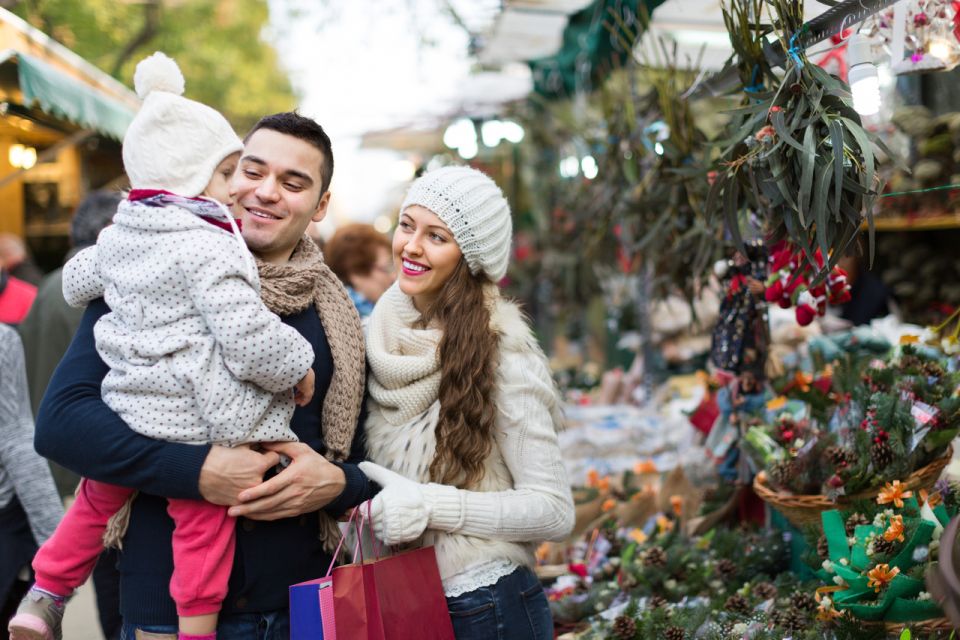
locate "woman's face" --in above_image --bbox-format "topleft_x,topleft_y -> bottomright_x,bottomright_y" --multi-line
350,246 -> 395,303
392,205 -> 463,311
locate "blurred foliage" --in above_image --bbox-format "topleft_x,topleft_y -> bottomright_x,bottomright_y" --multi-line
11,0 -> 296,132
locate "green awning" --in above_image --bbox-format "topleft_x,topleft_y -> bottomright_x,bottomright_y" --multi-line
530,0 -> 668,99
13,52 -> 135,140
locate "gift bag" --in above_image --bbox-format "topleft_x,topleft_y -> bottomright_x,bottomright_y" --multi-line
290,511 -> 365,639
289,577 -> 335,639
333,502 -> 455,640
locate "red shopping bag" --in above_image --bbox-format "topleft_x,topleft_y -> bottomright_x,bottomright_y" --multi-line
332,502 -> 455,640
290,508 -> 370,639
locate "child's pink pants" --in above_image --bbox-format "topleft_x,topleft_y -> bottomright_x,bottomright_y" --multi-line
32,478 -> 235,617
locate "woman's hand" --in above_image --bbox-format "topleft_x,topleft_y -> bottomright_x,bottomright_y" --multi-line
358,461 -> 430,545
227,442 -> 346,520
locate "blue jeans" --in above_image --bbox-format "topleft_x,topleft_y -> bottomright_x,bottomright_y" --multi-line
445,567 -> 552,640
120,611 -> 288,640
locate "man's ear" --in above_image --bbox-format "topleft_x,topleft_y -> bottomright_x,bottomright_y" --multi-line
312,190 -> 331,224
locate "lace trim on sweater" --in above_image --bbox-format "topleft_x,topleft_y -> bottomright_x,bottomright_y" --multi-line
442,559 -> 520,598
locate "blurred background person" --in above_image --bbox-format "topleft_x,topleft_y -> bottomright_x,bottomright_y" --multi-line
20,191 -> 121,423
325,222 -> 395,319
0,234 -> 42,287
16,189 -> 123,640
0,267 -> 36,327
837,253 -> 892,326
0,324 -> 63,627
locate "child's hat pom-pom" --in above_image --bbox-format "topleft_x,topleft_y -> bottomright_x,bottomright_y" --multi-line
133,52 -> 185,99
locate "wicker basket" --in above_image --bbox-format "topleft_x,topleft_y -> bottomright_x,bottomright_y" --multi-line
753,446 -> 953,529
871,616 -> 954,635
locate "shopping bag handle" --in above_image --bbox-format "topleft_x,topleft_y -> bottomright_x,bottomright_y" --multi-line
363,500 -> 383,559
325,506 -> 362,577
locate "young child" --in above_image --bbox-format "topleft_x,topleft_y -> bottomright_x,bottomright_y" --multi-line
8,53 -> 315,640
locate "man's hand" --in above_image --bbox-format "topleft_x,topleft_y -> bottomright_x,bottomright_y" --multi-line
227,441 -> 346,521
294,368 -> 315,407
199,444 -> 280,506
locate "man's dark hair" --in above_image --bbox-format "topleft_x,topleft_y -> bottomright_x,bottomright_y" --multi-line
245,112 -> 334,195
71,190 -> 123,248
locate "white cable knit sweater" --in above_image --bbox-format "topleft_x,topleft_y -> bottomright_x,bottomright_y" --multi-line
364,284 -> 574,597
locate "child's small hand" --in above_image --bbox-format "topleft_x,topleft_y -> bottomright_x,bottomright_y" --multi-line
294,368 -> 315,407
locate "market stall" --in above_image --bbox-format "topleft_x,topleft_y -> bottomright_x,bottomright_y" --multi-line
446,1 -> 960,637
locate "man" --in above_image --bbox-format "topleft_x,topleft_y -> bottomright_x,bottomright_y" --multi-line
34,113 -> 372,639
18,190 -> 124,638
0,234 -> 42,286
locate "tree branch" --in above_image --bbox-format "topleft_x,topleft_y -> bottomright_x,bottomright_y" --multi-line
111,0 -> 160,78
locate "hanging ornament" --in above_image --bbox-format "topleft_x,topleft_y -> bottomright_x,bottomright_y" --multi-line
816,30 -> 852,81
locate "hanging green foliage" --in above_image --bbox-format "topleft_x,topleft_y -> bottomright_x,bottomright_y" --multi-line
707,0 -> 903,277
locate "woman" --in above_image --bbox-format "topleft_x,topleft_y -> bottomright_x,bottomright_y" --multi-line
325,223 -> 395,319
358,166 -> 574,640
0,324 -> 62,625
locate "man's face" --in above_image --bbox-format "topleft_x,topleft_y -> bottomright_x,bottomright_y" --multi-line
231,129 -> 330,264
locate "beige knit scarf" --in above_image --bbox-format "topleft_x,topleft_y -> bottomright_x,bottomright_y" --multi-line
366,283 -> 442,425
104,236 -> 365,553
255,236 -> 366,461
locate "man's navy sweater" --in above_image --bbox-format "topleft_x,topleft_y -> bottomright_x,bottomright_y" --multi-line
34,298 -> 372,625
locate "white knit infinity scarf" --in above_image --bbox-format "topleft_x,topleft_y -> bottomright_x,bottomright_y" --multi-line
366,284 -> 443,425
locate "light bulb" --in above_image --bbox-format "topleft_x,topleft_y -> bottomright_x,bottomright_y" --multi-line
847,34 -> 880,117
849,63 -> 881,116
501,121 -> 525,144
443,118 -> 476,151
480,120 -> 503,148
458,139 -> 478,160
581,155 -> 598,180
559,156 -> 580,178
8,143 -> 23,168
21,147 -> 36,169
928,38 -> 954,63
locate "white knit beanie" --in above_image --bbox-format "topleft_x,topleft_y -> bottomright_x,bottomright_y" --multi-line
400,166 -> 512,282
122,52 -> 243,197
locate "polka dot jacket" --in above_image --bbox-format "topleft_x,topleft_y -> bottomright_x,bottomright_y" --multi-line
62,199 -> 315,446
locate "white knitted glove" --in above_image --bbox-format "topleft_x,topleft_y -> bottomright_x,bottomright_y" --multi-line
359,462 -> 432,545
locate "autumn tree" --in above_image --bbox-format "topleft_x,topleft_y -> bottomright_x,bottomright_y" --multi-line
10,0 -> 296,132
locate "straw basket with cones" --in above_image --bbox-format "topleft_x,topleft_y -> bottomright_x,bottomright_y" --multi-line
753,446 -> 952,529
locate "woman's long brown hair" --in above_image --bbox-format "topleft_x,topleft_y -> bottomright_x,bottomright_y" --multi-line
419,259 -> 499,488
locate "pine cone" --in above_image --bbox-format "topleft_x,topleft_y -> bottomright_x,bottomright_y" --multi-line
873,536 -> 897,556
923,361 -> 945,378
643,546 -> 668,568
768,460 -> 797,489
665,626 -> 685,640
900,354 -> 923,371
716,558 -> 738,582
769,609 -> 787,628
778,607 -> 809,633
753,581 -> 778,601
815,534 -> 830,559
612,615 -> 637,640
647,595 -> 668,610
825,445 -> 852,467
845,512 -> 870,536
724,593 -> 751,615
871,440 -> 895,469
791,591 -> 816,612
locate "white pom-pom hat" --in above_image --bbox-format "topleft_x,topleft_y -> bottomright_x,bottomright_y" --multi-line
122,52 -> 242,197
400,166 -> 512,282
